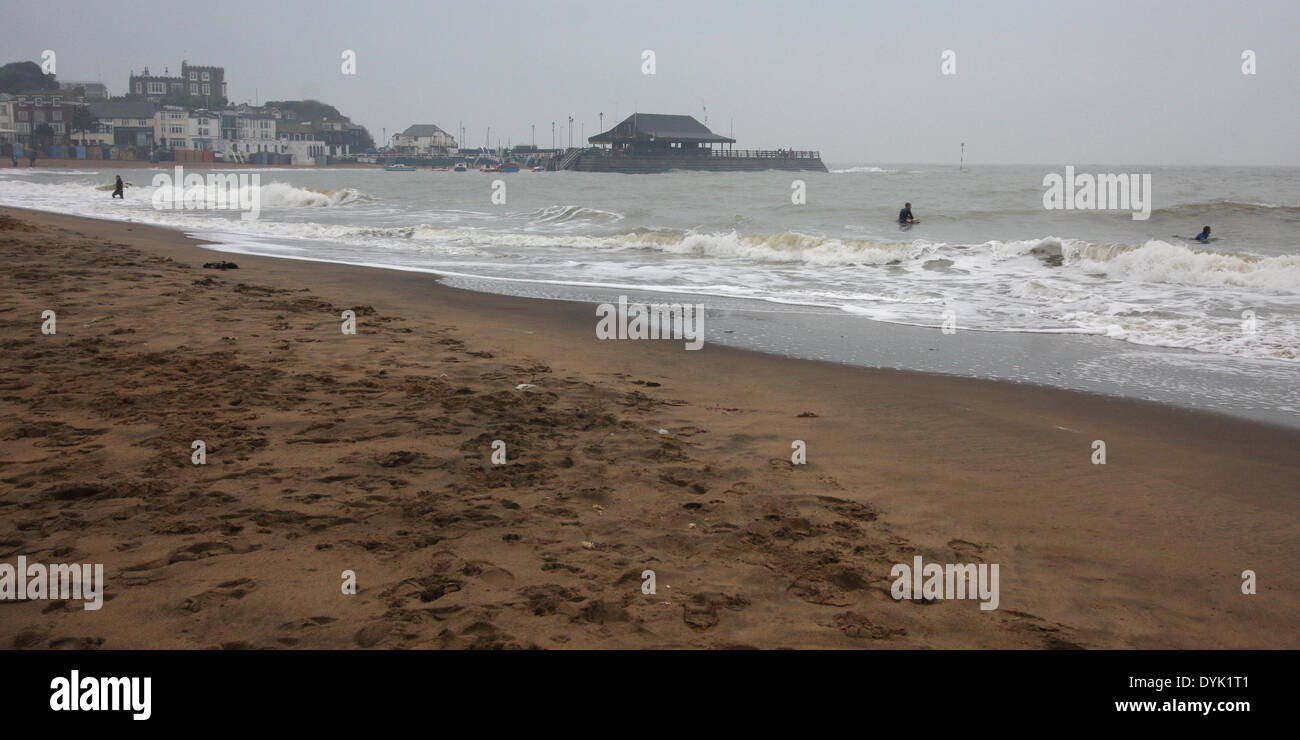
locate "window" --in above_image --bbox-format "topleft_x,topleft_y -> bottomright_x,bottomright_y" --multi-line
134,82 -> 142,93
52,111 -> 62,121
190,84 -> 199,95
202,84 -> 210,95
202,71 -> 210,81
17,110 -> 28,121
171,126 -> 183,134
148,82 -> 165,94
189,72 -> 197,81
16,122 -> 29,133
34,111 -> 45,123
51,123 -> 64,133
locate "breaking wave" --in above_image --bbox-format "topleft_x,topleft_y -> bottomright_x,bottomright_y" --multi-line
829,166 -> 899,174
237,183 -> 371,207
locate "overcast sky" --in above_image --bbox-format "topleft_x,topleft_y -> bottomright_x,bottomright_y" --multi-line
14,0 -> 1299,165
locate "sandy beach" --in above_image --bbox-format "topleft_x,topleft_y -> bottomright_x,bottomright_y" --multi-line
1,206 -> 1296,650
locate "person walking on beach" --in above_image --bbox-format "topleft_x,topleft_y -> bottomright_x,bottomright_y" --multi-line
1194,225 -> 1211,243
9,152 -> 16,168
28,150 -> 37,167
898,202 -> 916,224
111,175 -> 124,199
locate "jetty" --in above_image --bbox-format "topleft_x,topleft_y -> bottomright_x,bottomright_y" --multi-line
554,113 -> 826,173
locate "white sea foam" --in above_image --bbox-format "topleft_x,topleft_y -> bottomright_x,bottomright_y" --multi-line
829,166 -> 899,174
1,172 -> 1296,363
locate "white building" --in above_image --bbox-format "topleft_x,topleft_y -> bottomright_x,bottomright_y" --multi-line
218,110 -> 284,161
276,122 -> 328,165
0,95 -> 15,144
391,124 -> 456,155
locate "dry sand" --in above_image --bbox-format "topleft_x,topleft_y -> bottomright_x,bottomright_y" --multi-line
0,206 -> 1295,649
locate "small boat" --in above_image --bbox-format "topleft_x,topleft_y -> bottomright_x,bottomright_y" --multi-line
453,162 -> 468,172
499,162 -> 521,173
384,164 -> 416,171
530,166 -> 544,172
479,166 -> 500,173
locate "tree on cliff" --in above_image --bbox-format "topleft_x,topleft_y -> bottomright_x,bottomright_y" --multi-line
0,61 -> 58,94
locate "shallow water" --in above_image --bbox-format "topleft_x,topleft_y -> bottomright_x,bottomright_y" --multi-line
2,163 -> 1296,424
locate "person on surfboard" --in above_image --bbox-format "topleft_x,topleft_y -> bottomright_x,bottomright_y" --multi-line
898,203 -> 916,224
1194,225 -> 1211,243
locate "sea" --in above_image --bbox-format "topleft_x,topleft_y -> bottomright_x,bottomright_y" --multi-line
2,163 -> 1297,426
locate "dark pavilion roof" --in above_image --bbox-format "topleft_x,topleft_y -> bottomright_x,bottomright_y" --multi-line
588,113 -> 736,144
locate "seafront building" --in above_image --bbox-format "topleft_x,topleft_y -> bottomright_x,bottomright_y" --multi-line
59,81 -> 109,100
10,90 -> 86,147
86,100 -> 160,148
0,95 -> 15,145
390,124 -> 458,155
129,62 -> 227,104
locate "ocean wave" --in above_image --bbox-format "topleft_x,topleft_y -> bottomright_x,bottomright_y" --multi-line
256,183 -> 371,207
1149,200 -> 1300,219
526,204 -> 625,225
620,229 -> 933,265
829,166 -> 899,174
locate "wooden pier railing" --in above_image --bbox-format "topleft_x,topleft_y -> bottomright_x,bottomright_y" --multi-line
709,149 -> 821,159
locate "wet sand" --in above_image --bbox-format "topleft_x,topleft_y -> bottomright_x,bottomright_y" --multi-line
1,206 -> 1295,649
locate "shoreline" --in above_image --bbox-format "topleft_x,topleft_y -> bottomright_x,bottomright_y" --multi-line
3,159 -> 382,170
1,205 -> 1296,649
4,187 -> 1296,428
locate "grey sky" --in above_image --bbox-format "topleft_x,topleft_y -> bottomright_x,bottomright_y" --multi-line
14,0 -> 1299,165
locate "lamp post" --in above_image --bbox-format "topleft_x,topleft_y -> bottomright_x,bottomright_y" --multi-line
531,124 -> 535,149
568,116 -> 573,149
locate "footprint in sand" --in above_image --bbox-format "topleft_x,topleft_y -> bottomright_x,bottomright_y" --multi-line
832,611 -> 907,640
179,578 -> 257,613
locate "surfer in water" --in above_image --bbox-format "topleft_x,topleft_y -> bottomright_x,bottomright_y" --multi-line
1194,225 -> 1211,243
898,202 -> 916,224
111,175 -> 124,199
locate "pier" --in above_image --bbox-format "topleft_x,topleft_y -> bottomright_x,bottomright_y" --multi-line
561,113 -> 827,173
